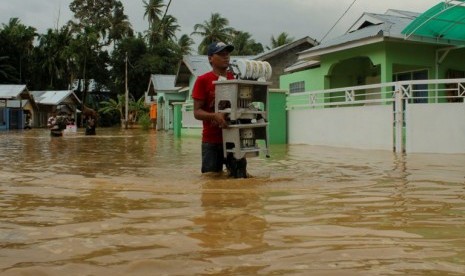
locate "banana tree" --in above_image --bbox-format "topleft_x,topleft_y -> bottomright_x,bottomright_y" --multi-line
98,94 -> 125,126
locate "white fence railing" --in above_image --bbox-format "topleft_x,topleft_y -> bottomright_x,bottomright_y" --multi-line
181,102 -> 202,128
287,78 -> 465,109
287,78 -> 465,153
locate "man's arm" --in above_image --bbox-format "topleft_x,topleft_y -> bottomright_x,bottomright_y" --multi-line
193,99 -> 228,128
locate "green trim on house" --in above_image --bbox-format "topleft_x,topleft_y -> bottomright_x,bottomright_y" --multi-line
268,89 -> 288,144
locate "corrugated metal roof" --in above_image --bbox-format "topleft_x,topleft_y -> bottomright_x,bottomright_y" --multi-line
183,55 -> 212,77
0,85 -> 27,99
285,60 -> 321,73
150,75 -> 178,91
299,9 -> 420,58
30,90 -> 81,105
254,36 -> 319,61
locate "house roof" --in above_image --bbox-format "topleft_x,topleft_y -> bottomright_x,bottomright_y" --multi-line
284,60 -> 321,73
149,74 -> 179,91
0,85 -> 28,99
30,90 -> 81,105
181,55 -> 212,77
298,9 -> 421,61
254,36 -> 319,61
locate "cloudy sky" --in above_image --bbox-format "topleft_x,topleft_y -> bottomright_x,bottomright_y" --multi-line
0,0 -> 440,48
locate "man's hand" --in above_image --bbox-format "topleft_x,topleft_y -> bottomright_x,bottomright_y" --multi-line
212,112 -> 228,128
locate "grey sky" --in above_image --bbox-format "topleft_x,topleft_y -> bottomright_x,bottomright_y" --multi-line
0,0 -> 440,48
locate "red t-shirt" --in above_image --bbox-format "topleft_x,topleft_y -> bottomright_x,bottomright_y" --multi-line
192,71 -> 235,144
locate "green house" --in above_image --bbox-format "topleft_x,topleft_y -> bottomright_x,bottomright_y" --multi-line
282,8 -> 465,101
146,74 -> 186,131
281,5 -> 465,153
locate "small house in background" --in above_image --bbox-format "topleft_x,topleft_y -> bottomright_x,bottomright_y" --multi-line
145,74 -> 184,130
175,55 -> 217,132
0,85 -> 34,131
30,90 -> 81,128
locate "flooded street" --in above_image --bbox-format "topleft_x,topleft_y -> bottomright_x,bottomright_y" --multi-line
1,128 -> 465,275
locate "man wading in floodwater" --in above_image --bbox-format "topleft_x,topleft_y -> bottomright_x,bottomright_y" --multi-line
192,41 -> 247,178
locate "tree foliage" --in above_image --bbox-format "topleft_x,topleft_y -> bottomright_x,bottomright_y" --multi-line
231,31 -> 264,56
0,1 -> 294,126
0,18 -> 36,84
192,13 -> 235,54
270,32 -> 294,49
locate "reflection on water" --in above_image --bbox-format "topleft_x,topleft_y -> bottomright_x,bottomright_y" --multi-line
1,128 -> 465,275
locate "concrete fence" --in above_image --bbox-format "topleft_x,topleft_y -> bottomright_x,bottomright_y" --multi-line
287,78 -> 465,153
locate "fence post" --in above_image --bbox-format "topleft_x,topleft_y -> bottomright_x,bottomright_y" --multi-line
394,83 -> 404,153
172,102 -> 183,138
268,89 -> 288,144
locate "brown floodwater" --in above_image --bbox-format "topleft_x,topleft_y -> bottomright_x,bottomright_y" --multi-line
1,128 -> 465,275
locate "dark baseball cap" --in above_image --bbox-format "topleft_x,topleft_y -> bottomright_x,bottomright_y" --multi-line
207,41 -> 234,56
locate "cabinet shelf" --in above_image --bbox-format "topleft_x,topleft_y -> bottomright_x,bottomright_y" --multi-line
214,79 -> 270,159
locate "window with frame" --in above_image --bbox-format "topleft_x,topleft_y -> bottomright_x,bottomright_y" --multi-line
289,81 -> 305,93
393,69 -> 428,103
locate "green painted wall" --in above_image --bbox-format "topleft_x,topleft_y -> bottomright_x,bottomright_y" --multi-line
282,40 -> 465,107
158,92 -> 188,130
268,90 -> 287,144
280,66 -> 327,107
173,103 -> 182,137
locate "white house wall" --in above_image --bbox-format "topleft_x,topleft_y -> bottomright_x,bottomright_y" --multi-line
406,103 -> 465,153
288,105 -> 393,150
162,105 -> 173,130
182,110 -> 202,128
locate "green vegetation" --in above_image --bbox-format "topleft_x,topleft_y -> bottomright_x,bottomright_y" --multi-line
138,112 -> 152,130
0,0 -> 294,126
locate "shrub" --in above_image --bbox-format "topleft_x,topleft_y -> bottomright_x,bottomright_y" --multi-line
138,112 -> 151,130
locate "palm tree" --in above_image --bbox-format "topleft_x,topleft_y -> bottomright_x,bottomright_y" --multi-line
149,14 -> 179,45
67,25 -> 101,124
0,18 -> 37,83
109,1 -> 133,44
269,32 -> 294,49
0,56 -> 17,82
191,13 -> 234,54
37,27 -> 73,88
0,56 -> 9,78
158,15 -> 179,41
37,30 -> 60,88
177,34 -> 194,56
231,31 -> 264,55
143,0 -> 165,30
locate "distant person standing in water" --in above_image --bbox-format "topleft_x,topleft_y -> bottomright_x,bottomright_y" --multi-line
85,116 -> 96,135
47,112 -> 63,137
192,41 -> 247,178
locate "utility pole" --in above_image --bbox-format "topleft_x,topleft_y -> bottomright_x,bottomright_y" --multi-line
125,51 -> 129,129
